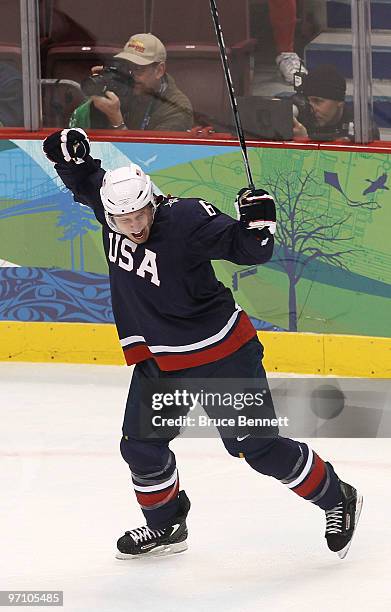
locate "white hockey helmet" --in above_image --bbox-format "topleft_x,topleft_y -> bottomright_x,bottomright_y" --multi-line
100,164 -> 155,232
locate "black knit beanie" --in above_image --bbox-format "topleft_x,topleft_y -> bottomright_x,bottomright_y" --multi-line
302,64 -> 346,101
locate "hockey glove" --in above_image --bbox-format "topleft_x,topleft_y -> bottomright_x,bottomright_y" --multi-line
43,128 -> 90,165
236,187 -> 276,234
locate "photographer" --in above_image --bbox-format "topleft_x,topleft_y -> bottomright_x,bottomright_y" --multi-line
292,64 -> 380,142
69,33 -> 193,132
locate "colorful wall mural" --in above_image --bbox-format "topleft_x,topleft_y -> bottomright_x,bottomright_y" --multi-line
0,138 -> 390,338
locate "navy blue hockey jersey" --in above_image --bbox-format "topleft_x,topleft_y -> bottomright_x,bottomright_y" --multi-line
55,158 -> 274,370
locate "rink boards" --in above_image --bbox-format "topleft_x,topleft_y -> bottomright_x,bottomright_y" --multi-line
0,137 -> 390,377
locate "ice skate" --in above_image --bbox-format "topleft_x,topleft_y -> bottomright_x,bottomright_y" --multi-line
116,490 -> 190,559
325,480 -> 363,559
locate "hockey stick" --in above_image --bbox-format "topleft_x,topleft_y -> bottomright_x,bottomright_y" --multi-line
209,0 -> 255,190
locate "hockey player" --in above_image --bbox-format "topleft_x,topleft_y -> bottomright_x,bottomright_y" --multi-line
43,128 -> 363,560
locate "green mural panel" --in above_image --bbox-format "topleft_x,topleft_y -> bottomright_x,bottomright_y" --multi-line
151,147 -> 390,337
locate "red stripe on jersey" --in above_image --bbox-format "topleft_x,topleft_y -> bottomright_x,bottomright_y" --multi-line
156,312 -> 256,371
293,454 -> 326,498
122,311 -> 256,371
123,343 -> 153,366
136,482 -> 179,507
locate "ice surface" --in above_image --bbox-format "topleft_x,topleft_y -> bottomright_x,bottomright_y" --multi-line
0,362 -> 390,612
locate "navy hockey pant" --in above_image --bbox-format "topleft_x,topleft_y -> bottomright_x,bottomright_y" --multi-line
120,337 -> 342,529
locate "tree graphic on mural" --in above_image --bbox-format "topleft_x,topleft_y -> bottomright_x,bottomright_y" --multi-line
56,190 -> 99,271
265,169 -> 355,332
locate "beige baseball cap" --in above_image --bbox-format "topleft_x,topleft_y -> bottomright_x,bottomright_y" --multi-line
115,33 -> 167,65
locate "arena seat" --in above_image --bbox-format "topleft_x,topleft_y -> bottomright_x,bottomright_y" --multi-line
149,0 -> 255,127
41,79 -> 86,127
150,0 -> 251,47
45,45 -> 124,82
43,0 -> 146,81
0,0 -> 22,68
165,51 -> 235,130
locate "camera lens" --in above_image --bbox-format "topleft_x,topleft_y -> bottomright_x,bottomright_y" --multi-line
80,66 -> 134,99
80,74 -> 108,97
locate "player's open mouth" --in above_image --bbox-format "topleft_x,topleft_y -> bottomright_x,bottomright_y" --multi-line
131,230 -> 145,239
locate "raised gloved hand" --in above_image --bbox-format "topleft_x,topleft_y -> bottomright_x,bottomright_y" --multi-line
235,187 -> 276,234
43,128 -> 90,165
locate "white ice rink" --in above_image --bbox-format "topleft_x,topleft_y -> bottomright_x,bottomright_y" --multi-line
0,362 -> 390,612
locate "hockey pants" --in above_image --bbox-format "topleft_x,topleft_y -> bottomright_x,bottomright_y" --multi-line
120,337 -> 342,528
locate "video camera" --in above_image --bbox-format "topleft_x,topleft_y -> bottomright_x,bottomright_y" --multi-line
81,61 -> 134,99
292,64 -> 317,128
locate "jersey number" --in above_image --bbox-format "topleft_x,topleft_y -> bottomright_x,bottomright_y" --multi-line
199,199 -> 216,217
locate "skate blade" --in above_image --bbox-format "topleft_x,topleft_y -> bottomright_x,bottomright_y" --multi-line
337,493 -> 364,560
115,540 -> 188,560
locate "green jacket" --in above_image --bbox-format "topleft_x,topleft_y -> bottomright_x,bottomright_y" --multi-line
69,74 -> 193,132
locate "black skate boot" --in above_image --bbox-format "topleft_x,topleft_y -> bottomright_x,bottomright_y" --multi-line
325,480 -> 363,559
116,490 -> 190,559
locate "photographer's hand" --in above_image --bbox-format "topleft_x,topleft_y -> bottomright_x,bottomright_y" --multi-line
293,117 -> 308,139
91,65 -> 104,75
91,91 -> 126,129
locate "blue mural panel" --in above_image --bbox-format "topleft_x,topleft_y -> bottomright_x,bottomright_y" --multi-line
0,267 -> 113,323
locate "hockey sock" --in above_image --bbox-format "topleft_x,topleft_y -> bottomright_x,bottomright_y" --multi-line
131,451 -> 180,528
278,442 -> 343,510
244,437 -> 343,510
